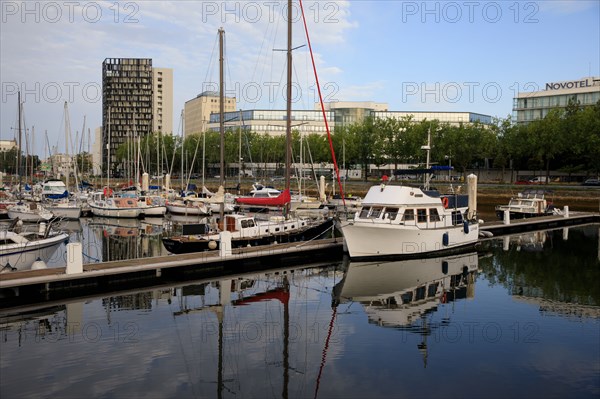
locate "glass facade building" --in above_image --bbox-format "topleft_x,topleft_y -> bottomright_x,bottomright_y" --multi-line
206,106 -> 492,136
513,77 -> 600,124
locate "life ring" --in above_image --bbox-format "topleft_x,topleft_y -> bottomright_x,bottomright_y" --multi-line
442,197 -> 449,209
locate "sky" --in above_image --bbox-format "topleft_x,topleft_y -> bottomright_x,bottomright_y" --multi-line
1,0 -> 599,157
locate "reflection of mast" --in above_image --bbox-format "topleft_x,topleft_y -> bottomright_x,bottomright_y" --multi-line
417,316 -> 428,368
282,275 -> 290,399
217,278 -> 230,399
314,303 -> 337,399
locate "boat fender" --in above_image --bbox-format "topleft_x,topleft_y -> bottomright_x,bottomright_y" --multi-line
442,232 -> 449,246
463,221 -> 469,234
441,292 -> 447,303
442,197 -> 449,208
442,260 -> 449,274
208,240 -> 217,250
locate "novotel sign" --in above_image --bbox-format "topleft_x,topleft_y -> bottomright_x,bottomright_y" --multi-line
546,78 -> 593,91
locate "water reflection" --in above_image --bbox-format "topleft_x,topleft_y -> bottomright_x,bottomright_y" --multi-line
85,216 -> 168,262
481,225 -> 600,307
334,252 -> 479,367
1,226 -> 599,398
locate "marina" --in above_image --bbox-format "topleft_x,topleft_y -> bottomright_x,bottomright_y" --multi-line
1,1 -> 599,397
0,210 -> 597,305
1,223 -> 598,398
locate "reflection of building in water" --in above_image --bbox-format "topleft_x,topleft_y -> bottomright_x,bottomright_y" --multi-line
334,252 -> 479,366
88,217 -> 166,262
512,296 -> 600,319
0,302 -> 83,346
103,293 -> 153,312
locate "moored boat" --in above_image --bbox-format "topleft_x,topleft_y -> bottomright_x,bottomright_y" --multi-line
162,213 -> 335,254
340,176 -> 480,260
7,202 -> 54,223
0,220 -> 69,271
495,189 -> 556,220
88,191 -> 142,218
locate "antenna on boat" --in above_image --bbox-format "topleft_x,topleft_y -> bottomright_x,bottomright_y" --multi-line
421,127 -> 432,191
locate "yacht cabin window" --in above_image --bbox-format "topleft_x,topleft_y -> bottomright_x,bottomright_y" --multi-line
402,209 -> 415,221
417,209 -> 427,223
429,208 -> 441,222
385,207 -> 399,220
370,207 -> 383,218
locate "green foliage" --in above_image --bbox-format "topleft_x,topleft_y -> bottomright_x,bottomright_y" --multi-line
110,101 -> 600,178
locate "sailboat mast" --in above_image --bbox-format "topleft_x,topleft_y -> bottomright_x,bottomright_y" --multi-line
285,0 -> 292,194
64,101 -> 70,192
17,91 -> 22,194
219,27 -> 225,189
219,27 -> 225,221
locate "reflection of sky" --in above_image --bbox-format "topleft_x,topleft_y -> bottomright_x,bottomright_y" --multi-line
1,236 -> 599,398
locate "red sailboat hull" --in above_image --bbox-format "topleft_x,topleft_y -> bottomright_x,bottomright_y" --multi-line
235,189 -> 291,207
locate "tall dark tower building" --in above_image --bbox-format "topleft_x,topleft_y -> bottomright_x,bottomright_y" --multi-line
102,58 -> 153,176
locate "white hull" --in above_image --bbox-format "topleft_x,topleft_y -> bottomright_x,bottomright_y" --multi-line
341,220 -> 479,259
340,184 -> 479,260
0,230 -> 69,271
140,205 -> 167,217
44,203 -> 82,219
89,204 -> 141,218
7,203 -> 53,222
208,203 -> 236,214
166,202 -> 210,216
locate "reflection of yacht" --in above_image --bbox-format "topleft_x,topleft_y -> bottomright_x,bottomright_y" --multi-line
507,231 -> 548,252
334,252 -> 479,326
333,252 -> 478,367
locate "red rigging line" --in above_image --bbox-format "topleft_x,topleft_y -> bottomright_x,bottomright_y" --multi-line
298,0 -> 345,206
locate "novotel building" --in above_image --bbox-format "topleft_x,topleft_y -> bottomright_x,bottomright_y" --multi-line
513,76 -> 600,124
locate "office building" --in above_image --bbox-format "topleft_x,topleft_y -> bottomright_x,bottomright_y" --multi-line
207,102 -> 492,135
102,58 -> 174,174
184,91 -> 237,137
152,68 -> 173,134
513,76 -> 600,124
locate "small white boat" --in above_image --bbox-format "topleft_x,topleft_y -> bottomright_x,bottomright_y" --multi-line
7,202 -> 54,223
139,195 -> 168,217
88,191 -> 142,218
166,197 -> 210,216
41,179 -> 69,200
495,189 -> 556,220
0,220 -> 69,271
43,199 -> 82,220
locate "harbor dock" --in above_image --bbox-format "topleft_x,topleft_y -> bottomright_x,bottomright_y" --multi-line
1,211 -> 598,307
480,210 -> 599,236
0,238 -> 344,307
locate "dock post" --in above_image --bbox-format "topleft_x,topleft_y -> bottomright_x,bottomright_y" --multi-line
563,205 -> 569,218
219,231 -> 232,257
66,242 -> 83,274
467,174 -> 477,220
503,210 -> 510,225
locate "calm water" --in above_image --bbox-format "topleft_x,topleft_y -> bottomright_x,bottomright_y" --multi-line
1,223 -> 599,398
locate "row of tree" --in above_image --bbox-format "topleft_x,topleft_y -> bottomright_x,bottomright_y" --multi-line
122,100 -> 597,181
4,101 -> 598,181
